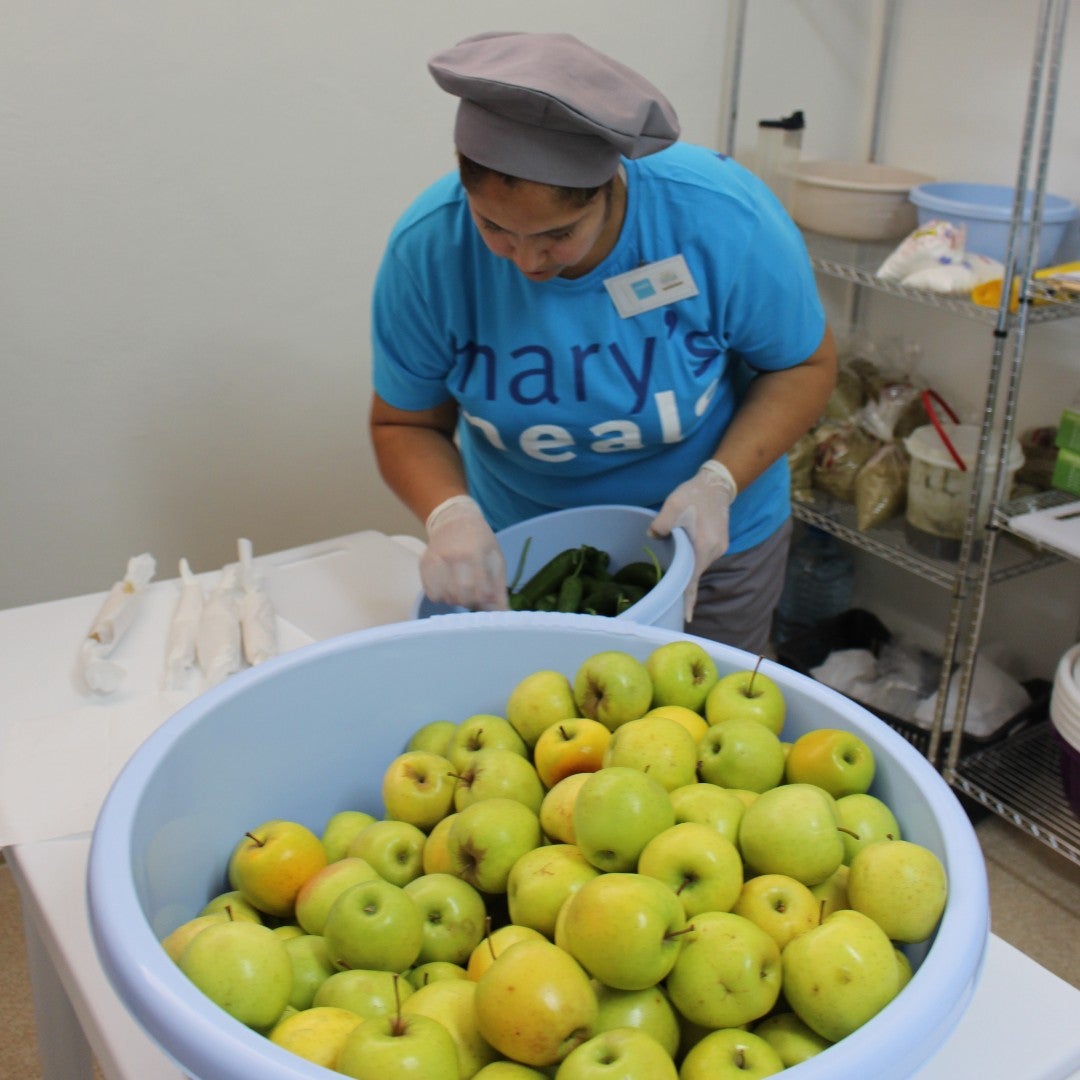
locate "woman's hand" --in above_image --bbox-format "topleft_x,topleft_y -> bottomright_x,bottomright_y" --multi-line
421,495 -> 510,611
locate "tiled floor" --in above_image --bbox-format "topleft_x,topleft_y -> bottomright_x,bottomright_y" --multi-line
2,812 -> 1078,1080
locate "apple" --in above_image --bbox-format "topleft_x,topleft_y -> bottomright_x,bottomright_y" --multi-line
227,819 -> 328,919
474,937 -> 598,1067
446,713 -> 528,771
737,783 -> 844,886
696,717 -> 786,793
294,856 -> 382,935
314,966 -> 415,1018
407,719 -> 457,756
466,923 -> 547,981
895,946 -> 914,991
704,659 -> 785,735
557,872 -> 687,990
679,1028 -> 785,1080
784,728 -> 875,797
335,1005 -> 460,1080
161,912 -> 227,963
782,908 -> 902,1042
283,933 -> 337,1011
506,668 -> 580,748
447,797 -> 543,894
810,863 -> 850,919
321,810 -> 378,863
507,843 -> 600,939
533,718 -> 611,789
200,889 -> 262,924
592,984 -> 681,1058
834,792 -> 902,863
636,822 -> 743,917
402,976 -> 500,1077
572,651 -> 653,732
273,924 -> 304,941
473,1063 -> 549,1079
669,783 -> 745,844
453,746 -> 545,814
847,838 -> 948,943
322,878 -> 425,973
731,873 -> 820,950
572,766 -> 675,872
407,961 -> 470,989
347,819 -> 427,887
665,910 -> 782,1029
646,639 -> 719,713
403,872 -> 488,966
555,1027 -> 678,1080
753,1011 -> 832,1066
268,1005 -> 364,1069
178,920 -> 293,1031
383,750 -> 458,831
601,715 -> 698,792
422,812 -> 460,876
645,704 -> 709,745
539,772 -> 591,844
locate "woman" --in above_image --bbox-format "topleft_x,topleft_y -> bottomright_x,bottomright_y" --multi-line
370,31 -> 837,653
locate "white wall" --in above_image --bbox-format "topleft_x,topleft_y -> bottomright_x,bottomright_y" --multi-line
2,1 -> 1077,674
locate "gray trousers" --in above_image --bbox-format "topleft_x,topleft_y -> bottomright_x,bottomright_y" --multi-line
685,517 -> 793,657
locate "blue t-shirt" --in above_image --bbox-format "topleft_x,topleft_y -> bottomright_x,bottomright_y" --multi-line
372,142 -> 825,552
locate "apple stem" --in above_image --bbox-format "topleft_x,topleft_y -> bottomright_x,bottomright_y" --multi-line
747,655 -> 764,697
244,831 -> 265,847
665,923 -> 696,941
819,899 -> 827,925
735,1049 -> 746,1069
837,826 -> 860,839
389,973 -> 407,1036
224,904 -> 235,921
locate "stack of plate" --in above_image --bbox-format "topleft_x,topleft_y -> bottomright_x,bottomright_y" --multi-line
1050,642 -> 1080,816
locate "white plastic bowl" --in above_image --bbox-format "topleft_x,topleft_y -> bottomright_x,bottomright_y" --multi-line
790,161 -> 935,241
414,504 -> 693,632
88,613 -> 988,1080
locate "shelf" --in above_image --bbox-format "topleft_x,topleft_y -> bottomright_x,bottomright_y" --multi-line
804,232 -> 1080,326
948,721 -> 1080,867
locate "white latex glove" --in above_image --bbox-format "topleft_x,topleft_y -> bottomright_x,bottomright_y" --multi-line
649,460 -> 738,623
420,495 -> 509,611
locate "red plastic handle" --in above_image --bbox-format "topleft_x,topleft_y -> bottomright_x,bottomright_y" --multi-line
921,389 -> 968,472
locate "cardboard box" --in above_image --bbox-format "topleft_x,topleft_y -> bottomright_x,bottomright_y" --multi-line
1052,446 -> 1080,496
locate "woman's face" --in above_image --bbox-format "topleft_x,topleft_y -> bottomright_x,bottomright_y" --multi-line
465,174 -> 621,282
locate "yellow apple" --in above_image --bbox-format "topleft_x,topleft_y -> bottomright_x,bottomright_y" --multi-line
506,669 -> 580,747
646,704 -> 709,745
422,812 -> 460,875
533,718 -> 611,789
402,976 -> 500,1076
539,772 -> 591,844
161,912 -> 227,963
847,838 -> 948,943
731,873 -> 820,950
269,1005 -> 363,1068
228,819 -> 328,919
466,923 -> 547,981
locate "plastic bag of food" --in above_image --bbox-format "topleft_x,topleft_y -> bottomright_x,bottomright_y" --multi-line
788,432 -> 818,503
876,220 -> 966,283
813,424 -> 882,503
855,442 -> 909,530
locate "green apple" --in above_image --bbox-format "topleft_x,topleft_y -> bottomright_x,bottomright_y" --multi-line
321,810 -> 378,862
539,772 -> 590,844
283,933 -> 337,1010
473,1063 -> 549,1080
784,728 -> 876,797
313,966 -> 414,1018
696,717 -> 785,793
199,889 -> 262,924
407,961 -> 470,989
273,924 -> 304,941
636,822 -> 743,917
407,719 -> 457,756
178,920 -> 292,1031
592,984 -> 681,1058
474,937 -> 598,1067
447,797 -> 543,894
731,873 -> 820,950
555,1027 -> 678,1080
645,640 -> 719,713
680,1028 -> 784,1080
810,863 -> 850,919
446,713 -> 528,771
507,843 -> 600,939
835,792 -> 901,863
572,651 -> 653,732
382,750 -> 458,831
737,783 -> 844,886
573,766 -> 674,872
533,718 -> 611,789
782,908 -> 901,1042
347,819 -> 427,887
453,746 -> 545,814
506,668 -> 580,748
402,976 -> 500,1077
557,872 -> 687,990
227,818 -> 328,919
294,856 -> 382,935
669,783 -> 745,843
161,912 -> 228,963
847,838 -> 948,943
895,946 -> 914,991
704,660 -> 786,735
322,878 -> 424,973
665,911 -> 782,1029
403,872 -> 488,966
753,1011 -> 832,1066
601,715 -> 698,792
336,1007 -> 460,1079
268,1005 -> 364,1069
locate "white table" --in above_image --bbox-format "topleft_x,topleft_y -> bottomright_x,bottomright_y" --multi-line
3,532 -> 1080,1080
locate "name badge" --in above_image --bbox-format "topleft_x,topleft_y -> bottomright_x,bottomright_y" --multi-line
604,254 -> 699,318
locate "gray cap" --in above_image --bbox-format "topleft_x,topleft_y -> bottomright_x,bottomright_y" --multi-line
428,31 -> 680,187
